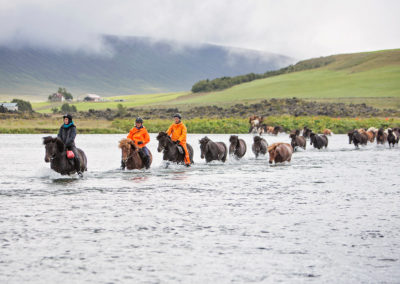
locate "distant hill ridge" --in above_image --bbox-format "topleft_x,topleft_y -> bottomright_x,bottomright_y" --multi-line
0,35 -> 293,98
191,49 -> 400,93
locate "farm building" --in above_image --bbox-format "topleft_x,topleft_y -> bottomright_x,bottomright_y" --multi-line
0,103 -> 18,111
49,93 -> 65,102
83,94 -> 101,102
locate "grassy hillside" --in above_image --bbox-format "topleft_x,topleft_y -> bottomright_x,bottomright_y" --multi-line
171,49 -> 400,105
29,49 -> 400,113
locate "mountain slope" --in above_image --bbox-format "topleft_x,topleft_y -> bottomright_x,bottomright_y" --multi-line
0,36 -> 293,98
170,49 -> 400,105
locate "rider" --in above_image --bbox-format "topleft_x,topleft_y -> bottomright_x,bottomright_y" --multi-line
125,117 -> 151,169
57,114 -> 82,176
166,113 -> 190,166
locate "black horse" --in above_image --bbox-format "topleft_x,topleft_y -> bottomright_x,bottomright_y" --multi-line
156,132 -> 194,165
302,127 -> 312,139
43,136 -> 87,176
348,130 -> 368,148
252,136 -> 268,158
290,129 -> 306,151
310,132 -> 328,149
199,136 -> 227,163
272,125 -> 284,135
229,135 -> 247,159
387,128 -> 399,148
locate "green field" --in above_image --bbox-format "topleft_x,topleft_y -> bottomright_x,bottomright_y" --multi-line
32,92 -> 189,113
26,49 -> 400,113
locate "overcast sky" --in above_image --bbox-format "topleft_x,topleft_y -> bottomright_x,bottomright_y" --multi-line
0,0 -> 399,59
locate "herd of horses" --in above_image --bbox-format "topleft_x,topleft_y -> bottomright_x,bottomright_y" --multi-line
42,122 -> 400,176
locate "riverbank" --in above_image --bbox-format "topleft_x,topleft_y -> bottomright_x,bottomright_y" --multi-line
1,116 -> 399,134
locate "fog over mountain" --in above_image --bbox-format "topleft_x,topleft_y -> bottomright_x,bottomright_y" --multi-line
0,35 -> 293,97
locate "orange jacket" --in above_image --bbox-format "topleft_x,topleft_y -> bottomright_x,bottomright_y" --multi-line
166,122 -> 187,142
127,126 -> 150,148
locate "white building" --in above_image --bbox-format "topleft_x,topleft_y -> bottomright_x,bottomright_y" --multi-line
0,103 -> 18,111
83,94 -> 101,102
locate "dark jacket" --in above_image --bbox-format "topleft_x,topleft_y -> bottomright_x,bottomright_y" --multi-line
58,124 -> 76,148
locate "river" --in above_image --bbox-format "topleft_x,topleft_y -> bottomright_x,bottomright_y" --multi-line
0,133 -> 399,283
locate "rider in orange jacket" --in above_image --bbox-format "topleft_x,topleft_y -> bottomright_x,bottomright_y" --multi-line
125,117 -> 151,169
166,113 -> 191,166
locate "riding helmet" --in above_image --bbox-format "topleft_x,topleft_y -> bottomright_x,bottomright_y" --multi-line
63,114 -> 73,122
135,117 -> 143,124
173,113 -> 182,119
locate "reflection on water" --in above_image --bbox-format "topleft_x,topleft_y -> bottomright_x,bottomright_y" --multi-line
0,133 -> 399,283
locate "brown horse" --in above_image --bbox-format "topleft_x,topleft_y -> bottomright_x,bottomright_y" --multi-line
267,143 -> 293,164
266,126 -> 274,134
248,115 -> 263,133
376,128 -> 387,145
290,130 -> 306,151
358,129 -> 374,142
119,139 -> 152,170
323,129 -> 332,136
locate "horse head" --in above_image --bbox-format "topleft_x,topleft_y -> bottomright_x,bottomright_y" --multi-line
267,143 -> 279,164
199,136 -> 210,159
229,135 -> 239,147
43,136 -> 64,162
119,139 -> 138,163
347,131 -> 354,144
309,132 -> 316,145
156,131 -> 171,152
253,136 -> 262,152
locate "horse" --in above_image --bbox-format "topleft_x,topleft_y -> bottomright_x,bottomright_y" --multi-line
156,132 -> 194,165
302,127 -> 312,139
272,125 -> 284,135
290,130 -> 306,151
229,135 -> 247,159
348,130 -> 368,148
310,132 -> 328,149
248,115 -> 263,133
252,136 -> 268,158
199,136 -> 227,163
359,129 -> 375,143
119,139 -> 153,170
323,129 -> 332,136
387,128 -> 399,148
376,128 -> 387,145
267,143 -> 293,164
266,126 -> 274,134
43,136 -> 87,176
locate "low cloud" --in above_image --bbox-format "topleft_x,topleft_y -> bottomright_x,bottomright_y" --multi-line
0,0 -> 399,59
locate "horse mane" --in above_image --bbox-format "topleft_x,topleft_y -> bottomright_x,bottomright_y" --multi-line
199,136 -> 210,145
119,138 -> 136,149
156,131 -> 170,141
268,142 -> 284,152
253,136 -> 261,143
43,136 -> 55,145
289,133 -> 296,139
229,135 -> 239,145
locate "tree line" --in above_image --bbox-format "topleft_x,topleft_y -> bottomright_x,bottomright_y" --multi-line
191,56 -> 336,93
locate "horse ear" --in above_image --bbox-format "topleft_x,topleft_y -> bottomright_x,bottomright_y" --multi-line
56,138 -> 65,152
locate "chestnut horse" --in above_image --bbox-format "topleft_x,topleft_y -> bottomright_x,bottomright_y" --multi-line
119,139 -> 153,170
267,143 -> 293,164
229,135 -> 247,159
